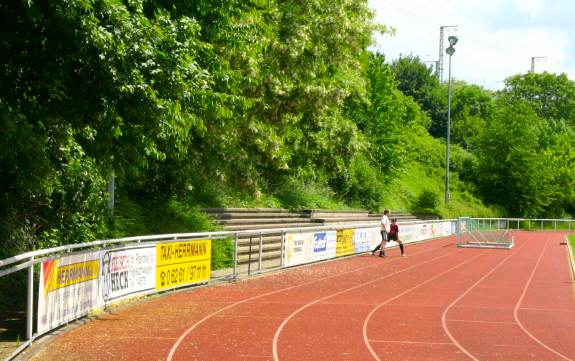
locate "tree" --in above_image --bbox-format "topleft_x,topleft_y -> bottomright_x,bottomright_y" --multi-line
474,97 -> 569,217
502,72 -> 575,126
450,83 -> 494,150
390,55 -> 446,137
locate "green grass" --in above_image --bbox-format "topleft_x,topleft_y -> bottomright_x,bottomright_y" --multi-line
382,162 -> 499,218
569,234 -> 575,259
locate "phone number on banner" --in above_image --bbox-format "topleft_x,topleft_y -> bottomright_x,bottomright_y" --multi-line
156,260 -> 210,290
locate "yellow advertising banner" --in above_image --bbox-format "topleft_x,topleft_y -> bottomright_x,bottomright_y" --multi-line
156,240 -> 211,290
336,229 -> 355,257
43,259 -> 99,296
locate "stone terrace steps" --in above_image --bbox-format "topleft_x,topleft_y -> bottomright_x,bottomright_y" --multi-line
202,208 -> 421,269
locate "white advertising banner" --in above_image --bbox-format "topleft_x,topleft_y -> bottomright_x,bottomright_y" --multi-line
100,247 -> 156,303
353,227 -> 380,253
312,231 -> 336,261
284,231 -> 337,266
38,251 -> 100,334
399,223 -> 418,243
284,232 -> 314,267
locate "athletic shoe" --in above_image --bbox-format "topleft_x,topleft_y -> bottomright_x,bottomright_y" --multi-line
401,254 -> 405,257
379,254 -> 386,258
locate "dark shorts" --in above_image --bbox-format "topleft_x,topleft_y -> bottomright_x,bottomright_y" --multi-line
387,233 -> 398,242
380,231 -> 388,241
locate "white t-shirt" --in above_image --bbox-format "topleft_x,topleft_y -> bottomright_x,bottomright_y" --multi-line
381,214 -> 391,233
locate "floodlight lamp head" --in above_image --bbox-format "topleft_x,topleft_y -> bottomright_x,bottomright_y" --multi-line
446,46 -> 455,56
448,36 -> 458,46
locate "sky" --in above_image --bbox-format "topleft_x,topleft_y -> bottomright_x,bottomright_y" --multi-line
368,0 -> 575,90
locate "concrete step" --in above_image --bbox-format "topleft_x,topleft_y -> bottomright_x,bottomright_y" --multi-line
237,243 -> 281,256
209,212 -> 308,220
203,208 -> 294,214
222,222 -> 319,232
218,218 -> 319,226
237,250 -> 282,265
237,235 -> 282,248
305,209 -> 368,218
317,218 -> 380,226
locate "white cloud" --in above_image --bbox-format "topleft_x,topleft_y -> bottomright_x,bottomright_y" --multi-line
369,0 -> 575,90
513,0 -> 545,17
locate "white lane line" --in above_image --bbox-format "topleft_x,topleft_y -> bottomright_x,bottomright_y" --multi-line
441,243 -> 525,361
167,238 -> 454,361
363,252 -> 485,361
369,340 -> 455,345
513,239 -> 572,361
272,248 -> 463,361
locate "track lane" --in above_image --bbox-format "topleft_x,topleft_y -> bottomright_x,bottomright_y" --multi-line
515,232 -> 575,360
444,232 -> 575,361
170,239 -> 460,361
272,247 -> 470,360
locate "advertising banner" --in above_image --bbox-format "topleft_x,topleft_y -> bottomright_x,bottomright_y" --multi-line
353,228 -> 373,253
336,229 -> 355,257
38,251 -> 100,334
284,232 -> 314,267
155,240 -> 211,290
399,224 -> 418,243
100,247 -> 156,303
312,231 -> 337,261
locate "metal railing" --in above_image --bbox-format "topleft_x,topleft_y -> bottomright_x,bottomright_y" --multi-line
471,217 -> 574,231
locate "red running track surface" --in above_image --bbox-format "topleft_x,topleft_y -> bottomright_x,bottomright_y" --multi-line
31,231 -> 575,361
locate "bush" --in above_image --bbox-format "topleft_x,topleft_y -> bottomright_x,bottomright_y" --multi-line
411,189 -> 440,216
333,153 -> 386,212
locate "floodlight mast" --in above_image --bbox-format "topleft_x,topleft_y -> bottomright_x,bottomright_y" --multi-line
530,56 -> 547,72
445,35 -> 458,204
437,25 -> 458,82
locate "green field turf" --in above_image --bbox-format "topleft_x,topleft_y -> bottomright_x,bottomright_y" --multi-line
569,234 -> 575,259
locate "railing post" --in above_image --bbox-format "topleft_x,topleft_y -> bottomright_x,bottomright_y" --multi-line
517,219 -> 519,230
280,231 -> 285,267
27,256 -> 34,340
233,233 -> 238,280
258,231 -> 263,272
541,220 -> 543,230
554,221 -> 557,231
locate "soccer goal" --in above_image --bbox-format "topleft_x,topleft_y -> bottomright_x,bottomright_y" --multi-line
457,217 -> 514,249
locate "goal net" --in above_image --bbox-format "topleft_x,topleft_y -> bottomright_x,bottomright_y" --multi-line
457,217 -> 514,249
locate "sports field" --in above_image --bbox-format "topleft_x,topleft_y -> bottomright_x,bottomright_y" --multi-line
30,231 -> 575,361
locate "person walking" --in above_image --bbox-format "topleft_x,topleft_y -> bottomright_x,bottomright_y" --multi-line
372,209 -> 391,257
387,218 -> 405,257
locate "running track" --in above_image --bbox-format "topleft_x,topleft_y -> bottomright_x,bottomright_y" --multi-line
32,231 -> 575,361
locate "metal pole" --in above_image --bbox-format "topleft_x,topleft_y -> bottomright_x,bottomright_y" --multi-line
248,236 -> 253,276
27,256 -> 34,340
233,233 -> 238,279
280,231 -> 285,267
258,232 -> 263,272
445,54 -> 452,204
107,167 -> 115,220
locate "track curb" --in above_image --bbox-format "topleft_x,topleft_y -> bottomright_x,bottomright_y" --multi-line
566,234 -> 575,280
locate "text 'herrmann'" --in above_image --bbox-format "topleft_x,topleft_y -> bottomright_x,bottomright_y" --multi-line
159,242 -> 208,262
